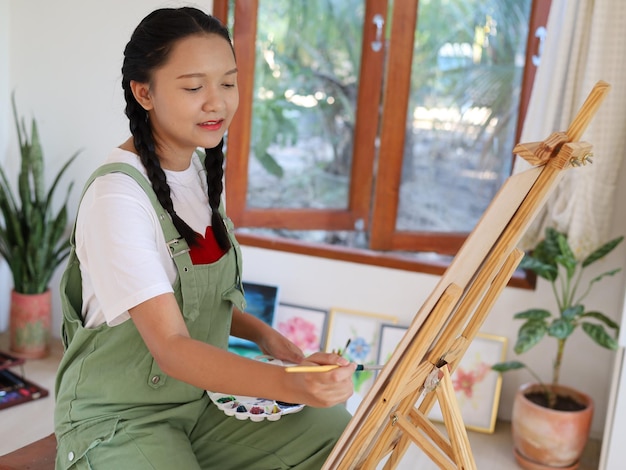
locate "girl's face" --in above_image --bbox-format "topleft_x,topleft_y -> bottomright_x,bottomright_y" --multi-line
132,33 -> 239,169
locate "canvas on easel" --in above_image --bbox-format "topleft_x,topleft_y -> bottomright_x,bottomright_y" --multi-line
322,80 -> 610,470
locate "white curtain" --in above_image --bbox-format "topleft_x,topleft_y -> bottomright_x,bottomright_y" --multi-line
515,0 -> 626,258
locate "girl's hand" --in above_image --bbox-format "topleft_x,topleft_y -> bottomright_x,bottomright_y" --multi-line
230,308 -> 305,363
286,352 -> 356,407
258,328 -> 305,364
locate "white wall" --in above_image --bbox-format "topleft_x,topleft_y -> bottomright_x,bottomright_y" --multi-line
2,0 -> 626,438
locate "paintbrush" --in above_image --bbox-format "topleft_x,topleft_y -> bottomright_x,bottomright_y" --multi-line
285,364 -> 384,373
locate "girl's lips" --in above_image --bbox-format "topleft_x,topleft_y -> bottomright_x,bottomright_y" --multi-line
198,120 -> 223,131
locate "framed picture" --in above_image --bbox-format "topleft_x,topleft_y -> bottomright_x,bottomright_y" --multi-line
326,308 -> 398,395
377,324 -> 409,365
229,281 -> 280,352
428,332 -> 507,433
273,303 -> 328,356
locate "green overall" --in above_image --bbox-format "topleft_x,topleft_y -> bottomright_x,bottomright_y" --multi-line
54,163 -> 351,469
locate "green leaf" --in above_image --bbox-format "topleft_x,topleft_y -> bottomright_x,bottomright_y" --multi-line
513,308 -> 551,320
534,227 -> 563,263
556,232 -> 575,260
0,178 -> 23,248
587,268 -> 622,289
582,322 -> 619,350
582,311 -> 620,332
556,253 -> 577,280
548,317 -> 575,339
554,235 -> 576,278
0,165 -> 19,215
491,361 -> 526,372
44,152 -> 79,211
582,236 -> 624,268
515,321 -> 547,354
30,119 -> 45,203
518,256 -> 558,281
562,304 -> 583,319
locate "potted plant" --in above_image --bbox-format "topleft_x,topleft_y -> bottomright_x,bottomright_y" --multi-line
0,93 -> 78,358
493,227 -> 623,470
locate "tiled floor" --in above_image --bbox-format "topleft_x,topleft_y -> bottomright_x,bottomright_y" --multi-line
0,332 -> 600,469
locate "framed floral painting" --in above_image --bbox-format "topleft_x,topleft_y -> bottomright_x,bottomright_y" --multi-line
326,308 -> 398,395
273,303 -> 328,356
428,332 -> 507,433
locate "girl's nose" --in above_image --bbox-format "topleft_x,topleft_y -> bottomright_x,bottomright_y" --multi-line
202,87 -> 225,113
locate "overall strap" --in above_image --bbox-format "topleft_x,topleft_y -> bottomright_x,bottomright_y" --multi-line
76,163 -> 201,319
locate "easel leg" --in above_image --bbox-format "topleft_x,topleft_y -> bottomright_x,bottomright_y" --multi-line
435,366 -> 477,470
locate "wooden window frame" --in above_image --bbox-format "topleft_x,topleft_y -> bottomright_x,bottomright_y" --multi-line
214,0 -> 551,289
222,0 -> 386,232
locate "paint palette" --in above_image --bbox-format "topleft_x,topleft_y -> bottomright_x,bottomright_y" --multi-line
0,351 -> 49,410
207,356 -> 305,421
208,392 -> 304,421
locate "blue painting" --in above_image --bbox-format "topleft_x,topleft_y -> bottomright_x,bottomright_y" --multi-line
228,281 -> 280,352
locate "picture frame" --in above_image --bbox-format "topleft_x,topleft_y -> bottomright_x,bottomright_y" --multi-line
326,308 -> 398,395
273,303 -> 329,356
428,332 -> 507,433
377,324 -> 409,365
229,281 -> 280,352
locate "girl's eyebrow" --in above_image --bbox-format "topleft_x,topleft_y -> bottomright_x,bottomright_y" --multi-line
177,68 -> 238,79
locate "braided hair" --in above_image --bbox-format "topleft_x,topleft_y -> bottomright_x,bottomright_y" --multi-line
121,7 -> 233,251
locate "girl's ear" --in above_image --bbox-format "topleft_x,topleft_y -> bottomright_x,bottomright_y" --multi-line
130,80 -> 154,111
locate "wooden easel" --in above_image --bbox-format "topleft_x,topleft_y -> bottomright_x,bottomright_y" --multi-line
322,80 -> 611,470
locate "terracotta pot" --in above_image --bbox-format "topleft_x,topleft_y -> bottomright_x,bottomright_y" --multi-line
9,289 -> 52,359
512,382 -> 593,470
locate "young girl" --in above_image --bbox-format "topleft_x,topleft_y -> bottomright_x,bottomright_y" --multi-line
54,7 -> 354,469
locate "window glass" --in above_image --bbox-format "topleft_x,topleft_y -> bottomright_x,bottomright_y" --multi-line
246,0 -> 366,210
396,0 -> 532,232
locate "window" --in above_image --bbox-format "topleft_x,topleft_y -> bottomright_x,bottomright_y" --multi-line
215,0 -> 551,286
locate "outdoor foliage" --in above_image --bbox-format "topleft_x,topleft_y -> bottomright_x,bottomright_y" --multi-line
492,227 -> 623,408
0,94 -> 78,294
250,0 -> 531,182
252,0 -> 362,178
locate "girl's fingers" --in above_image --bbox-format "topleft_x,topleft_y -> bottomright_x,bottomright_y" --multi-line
303,351 -> 350,366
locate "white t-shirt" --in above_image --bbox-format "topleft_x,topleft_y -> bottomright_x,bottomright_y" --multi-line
77,148 -> 211,328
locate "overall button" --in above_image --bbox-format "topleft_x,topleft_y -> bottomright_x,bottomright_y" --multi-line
68,451 -> 75,461
151,375 -> 160,385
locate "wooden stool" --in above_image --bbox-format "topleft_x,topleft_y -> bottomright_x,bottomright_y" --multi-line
0,434 -> 56,470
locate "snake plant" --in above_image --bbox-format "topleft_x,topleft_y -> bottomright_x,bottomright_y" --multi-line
0,94 -> 79,294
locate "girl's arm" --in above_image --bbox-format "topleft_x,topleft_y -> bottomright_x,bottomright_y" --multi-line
129,293 -> 355,407
229,307 -> 305,364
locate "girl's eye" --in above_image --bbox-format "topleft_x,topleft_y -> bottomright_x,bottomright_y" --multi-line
223,83 -> 236,89
184,86 -> 202,92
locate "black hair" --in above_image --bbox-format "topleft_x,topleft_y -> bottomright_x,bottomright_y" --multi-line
121,7 -> 233,250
